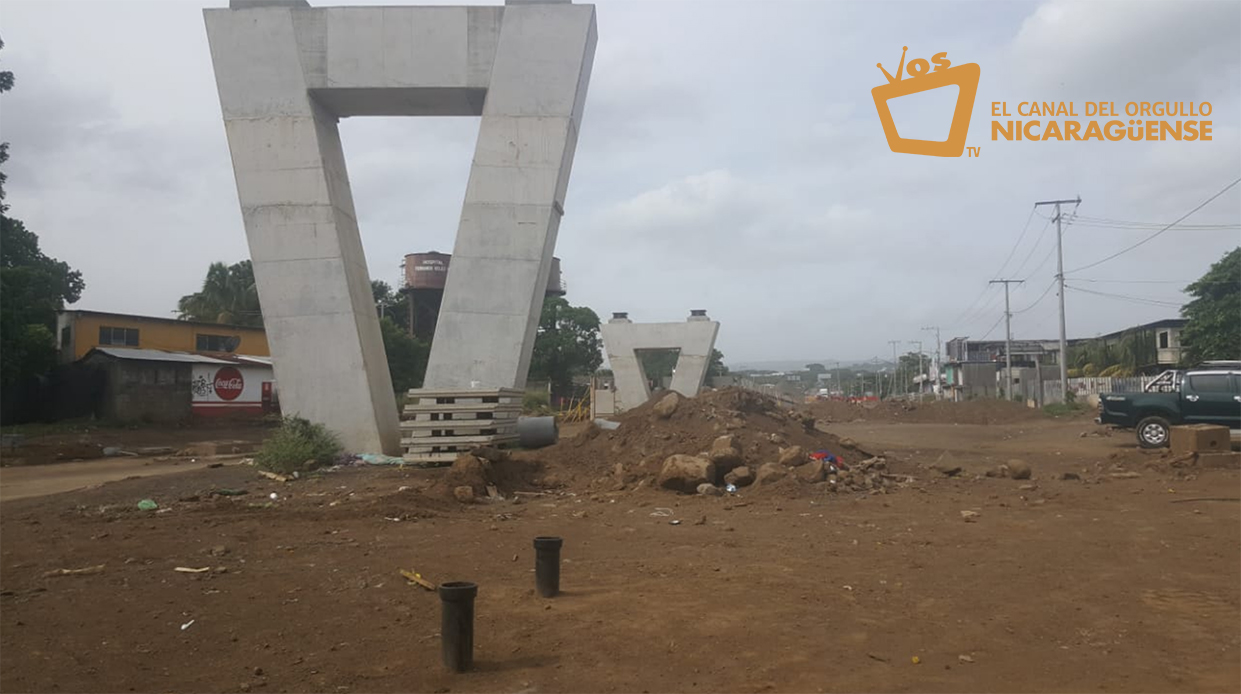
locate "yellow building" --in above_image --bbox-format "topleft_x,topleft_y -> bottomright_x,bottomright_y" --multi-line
56,310 -> 270,363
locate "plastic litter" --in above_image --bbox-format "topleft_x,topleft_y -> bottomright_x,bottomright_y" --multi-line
137,499 -> 158,511
725,484 -> 738,493
649,507 -> 674,517
359,453 -> 405,465
269,492 -> 279,501
180,619 -> 195,631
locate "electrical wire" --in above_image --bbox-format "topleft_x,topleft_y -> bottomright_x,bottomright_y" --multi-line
1065,284 -> 1184,308
950,206 -> 1038,328
1012,278 -> 1058,314
1008,215 -> 1056,280
976,312 -> 1006,341
1066,177 -> 1241,273
1068,214 -> 1238,230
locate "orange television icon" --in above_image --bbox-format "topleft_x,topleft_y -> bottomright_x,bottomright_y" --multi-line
872,46 -> 980,157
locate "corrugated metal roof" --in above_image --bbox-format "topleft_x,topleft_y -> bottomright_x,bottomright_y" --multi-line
89,348 -> 236,364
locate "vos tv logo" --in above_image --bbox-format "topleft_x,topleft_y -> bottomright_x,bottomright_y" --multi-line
872,46 -> 980,157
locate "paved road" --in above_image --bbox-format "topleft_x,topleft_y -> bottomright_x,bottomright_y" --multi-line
0,457 -> 231,501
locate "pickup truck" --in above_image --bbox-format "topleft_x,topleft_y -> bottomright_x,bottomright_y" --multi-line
1097,364 -> 1241,448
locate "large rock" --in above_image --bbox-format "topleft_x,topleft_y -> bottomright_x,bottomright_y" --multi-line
777,445 -> 806,467
708,435 -> 744,473
453,486 -> 475,504
657,454 -> 716,494
755,462 -> 787,486
653,392 -> 681,419
1006,459 -> 1032,480
797,460 -> 826,483
724,465 -> 755,488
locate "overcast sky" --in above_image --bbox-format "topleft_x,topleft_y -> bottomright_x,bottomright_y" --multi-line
2,0 -> 1238,367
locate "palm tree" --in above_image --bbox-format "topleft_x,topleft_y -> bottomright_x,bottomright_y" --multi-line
177,260 -> 263,327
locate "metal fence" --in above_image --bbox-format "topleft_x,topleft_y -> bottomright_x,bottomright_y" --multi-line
1043,376 -> 1154,404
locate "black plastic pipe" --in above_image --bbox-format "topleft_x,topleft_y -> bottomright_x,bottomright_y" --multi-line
534,536 -> 563,597
438,581 -> 477,672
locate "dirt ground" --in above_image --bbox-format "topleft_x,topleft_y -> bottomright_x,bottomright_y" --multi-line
1,402 -> 1239,693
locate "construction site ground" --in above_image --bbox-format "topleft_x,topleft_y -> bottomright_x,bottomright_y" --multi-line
1,400 -> 1238,693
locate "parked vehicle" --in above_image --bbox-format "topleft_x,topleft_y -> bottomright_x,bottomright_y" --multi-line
1097,364 -> 1241,448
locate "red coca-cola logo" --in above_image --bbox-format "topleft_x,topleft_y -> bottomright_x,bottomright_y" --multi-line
213,367 -> 244,401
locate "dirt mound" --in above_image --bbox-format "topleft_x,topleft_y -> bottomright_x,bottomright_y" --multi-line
529,388 -> 889,495
809,398 -> 1042,425
430,447 -> 549,503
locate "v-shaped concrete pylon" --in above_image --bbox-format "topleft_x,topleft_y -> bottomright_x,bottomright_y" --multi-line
601,312 -> 720,412
205,0 -> 596,454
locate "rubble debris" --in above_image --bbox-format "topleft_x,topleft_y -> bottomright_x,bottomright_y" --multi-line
657,455 -> 716,494
797,461 -> 827,483
755,462 -> 787,486
777,446 -> 806,467
1005,459 -> 1032,480
707,435 -> 744,473
653,392 -> 681,419
696,483 -> 723,497
453,486 -> 476,503
724,466 -> 754,488
960,510 -> 980,522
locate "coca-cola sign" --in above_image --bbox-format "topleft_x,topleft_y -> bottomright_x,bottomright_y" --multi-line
213,366 -> 244,401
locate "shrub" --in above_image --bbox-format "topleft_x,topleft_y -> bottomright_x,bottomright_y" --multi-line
523,390 -> 552,415
255,416 -> 343,475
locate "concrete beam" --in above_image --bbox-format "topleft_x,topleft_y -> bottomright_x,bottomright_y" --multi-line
600,311 -> 720,411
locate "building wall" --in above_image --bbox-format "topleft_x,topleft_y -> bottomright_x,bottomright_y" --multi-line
59,312 -> 270,363
95,359 -> 194,423
191,363 -> 277,418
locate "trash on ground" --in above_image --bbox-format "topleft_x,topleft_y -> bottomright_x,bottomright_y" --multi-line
358,453 -> 405,465
400,569 -> 436,590
180,619 -> 195,631
137,499 -> 159,511
174,566 -> 211,573
649,507 -> 673,517
42,565 -> 105,578
259,471 -> 290,483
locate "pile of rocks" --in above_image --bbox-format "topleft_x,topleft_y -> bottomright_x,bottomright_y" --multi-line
652,434 -> 906,496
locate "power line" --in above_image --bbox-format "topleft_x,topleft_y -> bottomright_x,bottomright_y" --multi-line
950,205 -> 1037,328
994,206 -> 1039,279
1068,214 -> 1239,230
1009,215 -> 1057,279
1066,177 -> 1241,273
1064,284 -> 1184,308
1013,278 -> 1058,314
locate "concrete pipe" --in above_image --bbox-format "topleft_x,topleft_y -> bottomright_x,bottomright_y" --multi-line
517,416 -> 559,448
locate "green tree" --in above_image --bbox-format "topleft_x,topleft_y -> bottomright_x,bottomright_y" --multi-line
379,316 -> 429,395
1,37 -> 13,209
709,349 -> 729,377
177,260 -> 262,326
371,279 -> 410,332
0,46 -> 86,393
805,363 -> 827,375
528,297 -> 602,398
1181,246 -> 1241,364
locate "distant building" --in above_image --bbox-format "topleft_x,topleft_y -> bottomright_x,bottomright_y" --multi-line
1091,318 -> 1187,373
56,310 -> 269,364
80,348 -> 277,422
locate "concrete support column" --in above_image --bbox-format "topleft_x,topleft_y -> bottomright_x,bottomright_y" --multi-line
423,3 -> 596,390
207,6 -> 399,454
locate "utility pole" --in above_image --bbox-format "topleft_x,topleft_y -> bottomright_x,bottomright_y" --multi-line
989,279 -> 1024,401
922,326 -> 941,399
908,340 -> 924,397
1035,195 -> 1081,402
887,340 -> 901,399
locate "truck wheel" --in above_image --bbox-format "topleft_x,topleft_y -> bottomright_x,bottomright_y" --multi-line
1136,416 -> 1171,449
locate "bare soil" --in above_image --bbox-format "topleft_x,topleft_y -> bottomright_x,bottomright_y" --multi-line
809,398 -> 1059,426
1,396 -> 1238,693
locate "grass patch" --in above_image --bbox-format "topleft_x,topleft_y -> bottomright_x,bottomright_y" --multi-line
1043,402 -> 1089,417
254,416 -> 343,475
